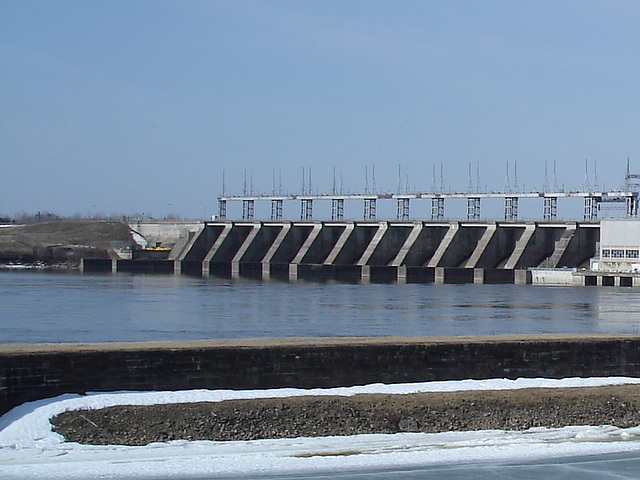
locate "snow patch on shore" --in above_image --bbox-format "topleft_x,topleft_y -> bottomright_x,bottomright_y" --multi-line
3,377 -> 640,479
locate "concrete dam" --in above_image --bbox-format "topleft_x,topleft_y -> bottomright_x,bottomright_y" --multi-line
105,220 -> 600,284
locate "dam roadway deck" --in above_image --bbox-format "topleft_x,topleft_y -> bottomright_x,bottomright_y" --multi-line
113,220 -> 600,283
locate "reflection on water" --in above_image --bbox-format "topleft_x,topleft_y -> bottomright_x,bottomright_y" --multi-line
597,291 -> 640,333
1,270 -> 639,343
245,450 -> 640,480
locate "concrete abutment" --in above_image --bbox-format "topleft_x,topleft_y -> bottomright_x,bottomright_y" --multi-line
2,335 -> 640,417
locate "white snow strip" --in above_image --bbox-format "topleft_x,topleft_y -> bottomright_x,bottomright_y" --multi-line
2,377 -> 640,479
0,264 -> 46,270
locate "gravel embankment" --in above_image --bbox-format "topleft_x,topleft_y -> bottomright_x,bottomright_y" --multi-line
51,384 -> 640,446
0,220 -> 132,264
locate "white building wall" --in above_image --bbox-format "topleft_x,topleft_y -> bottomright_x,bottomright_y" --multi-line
601,219 -> 640,246
599,219 -> 640,272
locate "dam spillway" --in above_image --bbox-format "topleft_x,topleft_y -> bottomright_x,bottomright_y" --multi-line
112,220 -> 600,284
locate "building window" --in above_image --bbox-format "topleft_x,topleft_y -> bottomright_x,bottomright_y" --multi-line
602,249 -> 611,258
612,249 -> 625,258
626,249 -> 640,259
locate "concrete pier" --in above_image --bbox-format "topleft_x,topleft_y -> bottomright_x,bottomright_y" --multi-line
574,271 -> 640,287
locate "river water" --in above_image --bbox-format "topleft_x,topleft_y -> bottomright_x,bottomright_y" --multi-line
4,269 -> 640,479
1,270 -> 640,343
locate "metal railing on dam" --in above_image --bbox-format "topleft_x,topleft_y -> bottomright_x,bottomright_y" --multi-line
218,190 -> 638,222
93,220 -> 601,284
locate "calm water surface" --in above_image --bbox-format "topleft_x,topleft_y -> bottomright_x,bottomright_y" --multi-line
4,270 -> 640,479
2,270 -> 640,343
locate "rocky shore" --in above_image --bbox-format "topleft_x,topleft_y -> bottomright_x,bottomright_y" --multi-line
51,384 -> 640,446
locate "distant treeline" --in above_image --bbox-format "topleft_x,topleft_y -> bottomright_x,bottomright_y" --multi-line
0,212 -> 186,224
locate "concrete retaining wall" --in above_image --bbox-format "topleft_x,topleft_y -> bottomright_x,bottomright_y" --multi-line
531,268 -> 575,285
2,335 -> 640,416
129,221 -> 202,249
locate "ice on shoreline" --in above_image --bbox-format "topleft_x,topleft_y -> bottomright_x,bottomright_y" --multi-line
0,263 -> 47,270
3,377 -> 640,479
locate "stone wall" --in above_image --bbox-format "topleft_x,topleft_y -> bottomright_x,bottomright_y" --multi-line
1,335 -> 640,416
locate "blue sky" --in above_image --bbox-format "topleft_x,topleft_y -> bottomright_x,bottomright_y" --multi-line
2,0 -> 640,219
